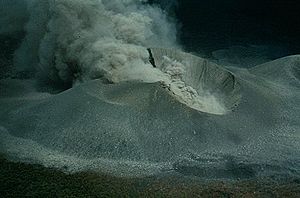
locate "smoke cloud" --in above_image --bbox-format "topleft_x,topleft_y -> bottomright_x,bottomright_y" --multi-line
5,0 -> 178,88
1,0 -> 227,113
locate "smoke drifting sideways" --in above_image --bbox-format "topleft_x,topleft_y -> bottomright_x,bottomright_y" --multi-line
1,0 -> 230,114
2,0 -> 179,89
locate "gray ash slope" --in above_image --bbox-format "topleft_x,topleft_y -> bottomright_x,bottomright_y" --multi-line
1,49 -> 300,180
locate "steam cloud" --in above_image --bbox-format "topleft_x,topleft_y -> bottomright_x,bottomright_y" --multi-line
8,0 -> 178,87
0,0 -> 225,113
1,0 -> 227,113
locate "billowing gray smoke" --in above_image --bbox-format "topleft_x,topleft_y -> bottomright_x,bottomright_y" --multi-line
3,0 -> 178,87
1,0 -> 229,117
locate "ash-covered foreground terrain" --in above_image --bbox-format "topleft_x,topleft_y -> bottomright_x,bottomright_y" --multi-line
1,48 -> 300,180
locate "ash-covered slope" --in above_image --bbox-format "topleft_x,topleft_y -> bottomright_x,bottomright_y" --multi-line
149,48 -> 241,114
0,52 -> 299,180
250,55 -> 300,85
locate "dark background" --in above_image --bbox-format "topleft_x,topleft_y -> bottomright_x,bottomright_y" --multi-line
151,0 -> 300,57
